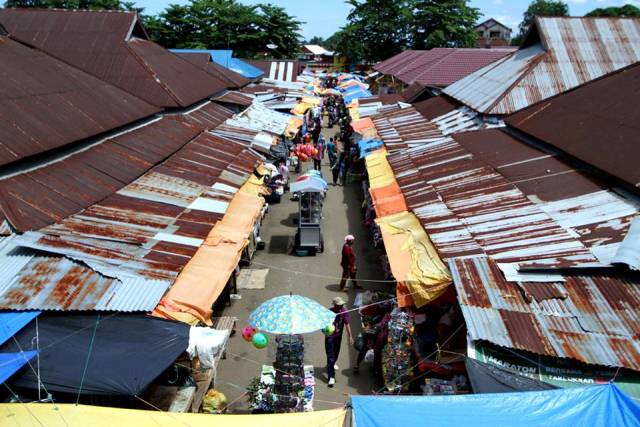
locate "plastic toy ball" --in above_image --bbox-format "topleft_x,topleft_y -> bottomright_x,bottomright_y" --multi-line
252,332 -> 269,349
242,326 -> 256,342
322,324 -> 335,336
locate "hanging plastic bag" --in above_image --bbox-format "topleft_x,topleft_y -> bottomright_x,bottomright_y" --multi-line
202,389 -> 227,413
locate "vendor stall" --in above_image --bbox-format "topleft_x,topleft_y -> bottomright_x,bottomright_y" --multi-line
290,175 -> 327,254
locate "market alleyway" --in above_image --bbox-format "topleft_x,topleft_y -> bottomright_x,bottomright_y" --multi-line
216,123 -> 388,412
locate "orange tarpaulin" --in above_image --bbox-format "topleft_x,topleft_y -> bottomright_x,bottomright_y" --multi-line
369,182 -> 407,217
154,190 -> 265,325
376,212 -> 451,308
351,117 -> 375,132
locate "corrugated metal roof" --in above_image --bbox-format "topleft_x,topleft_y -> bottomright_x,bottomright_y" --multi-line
171,49 -> 264,79
0,9 -> 227,107
0,34 -> 160,167
0,256 -> 170,311
0,132 -> 262,311
213,90 -> 255,107
0,102 -> 233,231
445,17 -> 640,115
374,48 -> 513,87
374,106 -> 640,268
451,256 -> 640,371
505,63 -> 640,188
172,51 -> 251,89
412,96 -> 460,120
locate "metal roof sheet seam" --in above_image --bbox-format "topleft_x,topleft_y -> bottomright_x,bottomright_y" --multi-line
444,17 -> 640,115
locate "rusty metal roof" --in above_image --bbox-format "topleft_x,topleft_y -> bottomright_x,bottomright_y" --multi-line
412,96 -> 460,120
444,17 -> 640,115
0,102 -> 234,232
450,256 -> 640,371
374,106 -> 640,268
375,48 -> 513,87
0,8 -> 227,107
2,132 -> 262,311
213,90 -> 255,107
175,52 -> 251,89
0,34 -> 160,167
505,63 -> 640,188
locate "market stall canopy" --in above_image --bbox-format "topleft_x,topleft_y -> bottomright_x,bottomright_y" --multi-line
290,176 -> 327,193
464,358 -> 556,394
0,351 -> 36,384
249,294 -> 336,334
376,212 -> 451,308
358,139 -> 384,158
1,314 -> 189,395
351,384 -> 640,427
0,404 -> 346,427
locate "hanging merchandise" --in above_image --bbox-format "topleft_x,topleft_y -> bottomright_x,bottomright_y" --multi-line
242,326 -> 257,342
252,332 -> 269,349
382,310 -> 414,393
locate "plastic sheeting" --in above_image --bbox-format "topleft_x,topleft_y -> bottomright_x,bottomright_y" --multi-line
352,384 -> 640,427
369,182 -> 407,217
0,404 -> 346,427
154,190 -> 265,324
364,150 -> 395,189
358,139 -> 384,158
0,311 -> 39,345
465,358 -> 557,394
2,314 -> 189,395
376,212 -> 451,308
0,351 -> 36,383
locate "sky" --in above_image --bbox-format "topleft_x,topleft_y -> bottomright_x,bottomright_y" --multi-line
136,0 -> 640,39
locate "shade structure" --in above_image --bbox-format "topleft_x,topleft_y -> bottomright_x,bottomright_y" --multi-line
249,294 -> 336,334
0,351 -> 36,384
351,384 -> 640,427
290,176 -> 327,193
2,314 -> 189,395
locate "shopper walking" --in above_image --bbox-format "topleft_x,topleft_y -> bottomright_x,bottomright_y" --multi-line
331,152 -> 343,186
325,296 -> 354,387
313,139 -> 324,171
340,235 -> 361,291
327,137 -> 337,167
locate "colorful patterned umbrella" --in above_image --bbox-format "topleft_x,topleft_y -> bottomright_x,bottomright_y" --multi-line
249,294 -> 336,334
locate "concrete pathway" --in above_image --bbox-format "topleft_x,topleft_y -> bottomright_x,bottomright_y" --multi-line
216,124 -> 388,412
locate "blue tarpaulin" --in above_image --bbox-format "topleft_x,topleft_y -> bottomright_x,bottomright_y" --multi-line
344,90 -> 372,104
0,311 -> 39,345
352,384 -> 640,427
358,139 -> 384,158
169,49 -> 263,79
0,351 -> 36,383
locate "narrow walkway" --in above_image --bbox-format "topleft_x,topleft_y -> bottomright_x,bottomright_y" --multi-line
216,125 -> 387,412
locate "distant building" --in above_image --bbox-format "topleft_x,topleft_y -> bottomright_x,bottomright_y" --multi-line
475,18 -> 512,47
299,44 -> 335,69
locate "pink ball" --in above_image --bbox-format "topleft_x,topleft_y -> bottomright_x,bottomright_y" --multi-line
242,326 -> 256,342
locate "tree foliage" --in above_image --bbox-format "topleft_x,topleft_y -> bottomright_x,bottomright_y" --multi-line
585,4 -> 640,17
518,0 -> 568,37
411,0 -> 480,49
327,0 -> 479,63
144,0 -> 302,58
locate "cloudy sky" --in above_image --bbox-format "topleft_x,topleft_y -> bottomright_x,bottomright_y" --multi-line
137,0 -> 640,39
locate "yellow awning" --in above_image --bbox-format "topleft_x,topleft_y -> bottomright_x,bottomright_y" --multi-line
0,404 -> 347,427
364,149 -> 395,189
376,211 -> 451,308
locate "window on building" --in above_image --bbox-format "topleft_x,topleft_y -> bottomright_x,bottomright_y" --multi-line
490,31 -> 501,38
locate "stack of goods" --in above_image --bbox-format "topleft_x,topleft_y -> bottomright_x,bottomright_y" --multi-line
302,366 -> 315,411
273,335 -> 305,413
382,310 -> 414,393
422,376 -> 470,395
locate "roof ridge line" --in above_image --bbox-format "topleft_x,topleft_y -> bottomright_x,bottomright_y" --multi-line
124,41 -> 184,107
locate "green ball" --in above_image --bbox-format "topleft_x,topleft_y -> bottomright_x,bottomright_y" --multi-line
252,332 -> 269,349
322,324 -> 335,336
